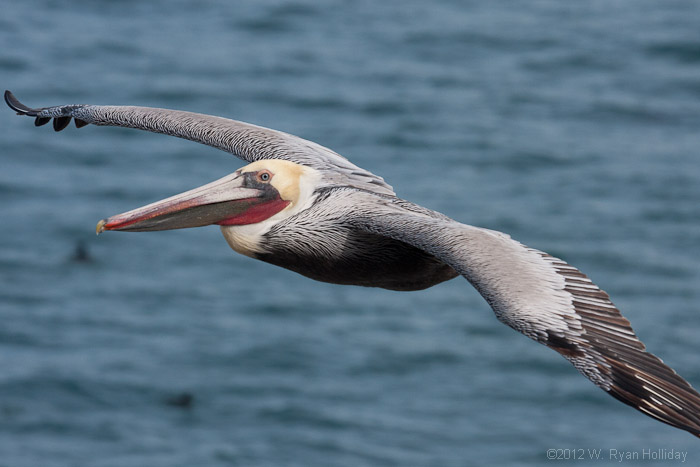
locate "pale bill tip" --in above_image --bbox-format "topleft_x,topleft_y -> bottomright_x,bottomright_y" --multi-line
96,219 -> 107,235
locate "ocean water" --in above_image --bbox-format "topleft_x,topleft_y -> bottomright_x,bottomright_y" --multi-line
2,1 -> 700,465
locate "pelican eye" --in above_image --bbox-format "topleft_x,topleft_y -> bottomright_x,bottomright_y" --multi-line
257,171 -> 272,183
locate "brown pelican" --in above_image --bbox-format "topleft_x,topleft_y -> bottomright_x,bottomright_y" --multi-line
6,90 -> 700,438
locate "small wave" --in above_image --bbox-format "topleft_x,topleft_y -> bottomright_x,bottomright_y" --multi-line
350,349 -> 463,376
646,41 -> 700,64
0,56 -> 29,71
233,3 -> 319,35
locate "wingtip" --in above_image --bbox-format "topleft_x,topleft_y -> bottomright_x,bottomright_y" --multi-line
5,92 -> 88,131
4,90 -> 40,116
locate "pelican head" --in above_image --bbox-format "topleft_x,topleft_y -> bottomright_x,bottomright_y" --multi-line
97,160 -> 320,254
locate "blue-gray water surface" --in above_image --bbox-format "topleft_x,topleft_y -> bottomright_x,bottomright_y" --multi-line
2,1 -> 700,466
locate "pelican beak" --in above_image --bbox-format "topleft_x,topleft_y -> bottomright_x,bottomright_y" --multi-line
96,172 -> 268,233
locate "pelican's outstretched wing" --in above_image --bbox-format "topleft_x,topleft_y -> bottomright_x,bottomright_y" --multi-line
4,90 -> 393,195
348,191 -> 700,437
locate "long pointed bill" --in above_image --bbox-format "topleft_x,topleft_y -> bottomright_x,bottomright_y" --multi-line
97,172 -> 278,233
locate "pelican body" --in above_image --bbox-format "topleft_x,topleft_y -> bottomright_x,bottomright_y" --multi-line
6,90 -> 700,439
